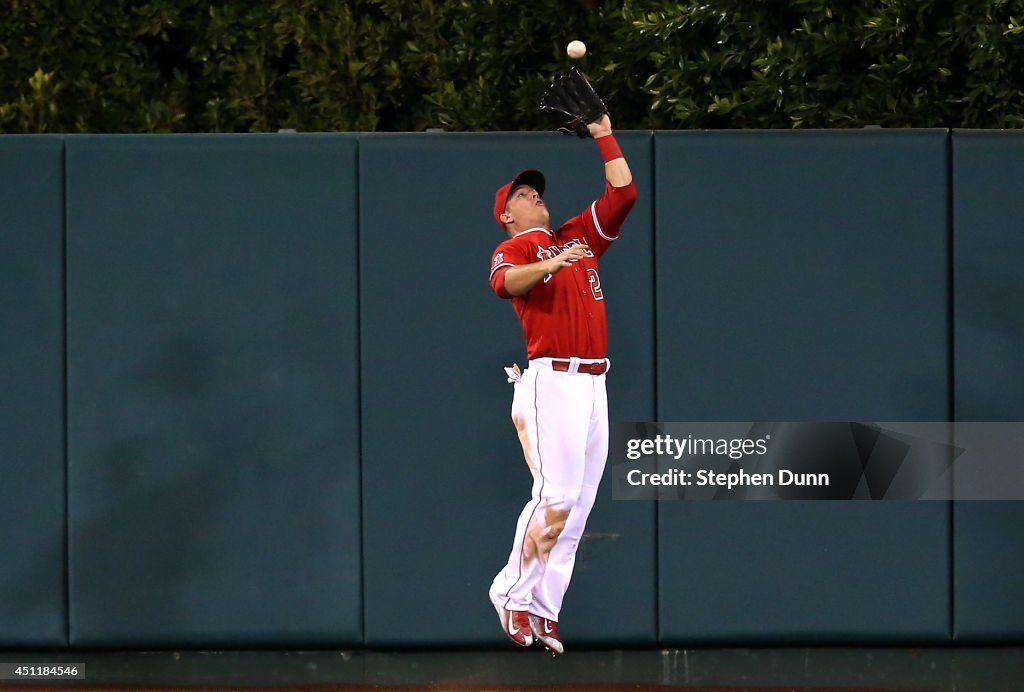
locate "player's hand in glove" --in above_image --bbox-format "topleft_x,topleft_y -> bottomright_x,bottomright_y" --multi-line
539,68 -> 608,138
587,113 -> 613,139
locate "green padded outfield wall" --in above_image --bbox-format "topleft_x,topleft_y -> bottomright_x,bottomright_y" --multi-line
65,135 -> 362,647
951,130 -> 1024,641
653,131 -> 952,643
6,130 -> 1024,649
358,132 -> 657,646
0,137 -> 68,647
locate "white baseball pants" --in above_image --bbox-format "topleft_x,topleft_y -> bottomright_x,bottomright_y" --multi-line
490,358 -> 609,622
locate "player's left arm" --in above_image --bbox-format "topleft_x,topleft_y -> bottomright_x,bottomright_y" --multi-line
582,114 -> 637,251
588,114 -> 633,189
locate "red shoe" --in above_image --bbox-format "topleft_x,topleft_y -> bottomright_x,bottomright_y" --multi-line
490,595 -> 533,647
528,613 -> 564,655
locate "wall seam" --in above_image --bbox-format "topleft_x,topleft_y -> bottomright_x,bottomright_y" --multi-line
946,128 -> 957,642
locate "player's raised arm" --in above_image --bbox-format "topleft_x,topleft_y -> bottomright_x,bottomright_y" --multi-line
588,114 -> 632,188
584,114 -> 637,248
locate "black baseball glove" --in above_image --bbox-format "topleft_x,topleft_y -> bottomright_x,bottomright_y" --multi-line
539,67 -> 608,138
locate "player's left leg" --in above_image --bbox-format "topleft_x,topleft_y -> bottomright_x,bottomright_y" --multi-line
529,374 -> 609,649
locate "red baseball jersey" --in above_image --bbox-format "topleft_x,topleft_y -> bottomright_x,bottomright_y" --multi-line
489,181 -> 637,360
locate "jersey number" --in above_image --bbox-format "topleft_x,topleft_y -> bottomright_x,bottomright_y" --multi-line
587,268 -> 604,301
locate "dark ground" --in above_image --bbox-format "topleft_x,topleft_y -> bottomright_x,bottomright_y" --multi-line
0,647 -> 1022,691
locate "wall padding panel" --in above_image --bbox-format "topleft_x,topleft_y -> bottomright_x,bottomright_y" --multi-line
654,131 -> 951,643
951,130 -> 1024,641
65,135 -> 361,647
0,136 -> 68,647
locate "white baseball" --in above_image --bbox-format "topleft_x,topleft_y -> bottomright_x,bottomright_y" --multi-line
566,40 -> 587,59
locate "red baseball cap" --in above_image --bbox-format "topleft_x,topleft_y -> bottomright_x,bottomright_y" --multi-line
493,169 -> 546,228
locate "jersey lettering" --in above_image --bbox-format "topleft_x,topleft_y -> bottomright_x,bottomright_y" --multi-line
535,238 -> 594,262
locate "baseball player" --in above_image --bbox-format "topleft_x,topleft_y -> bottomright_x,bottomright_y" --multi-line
487,112 -> 636,655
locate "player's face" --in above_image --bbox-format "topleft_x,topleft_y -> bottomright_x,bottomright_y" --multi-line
506,185 -> 549,228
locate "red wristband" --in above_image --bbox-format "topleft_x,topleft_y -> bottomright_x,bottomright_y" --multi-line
595,134 -> 623,163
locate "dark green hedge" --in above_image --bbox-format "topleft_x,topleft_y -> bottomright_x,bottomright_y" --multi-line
2,1 -> 1024,133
